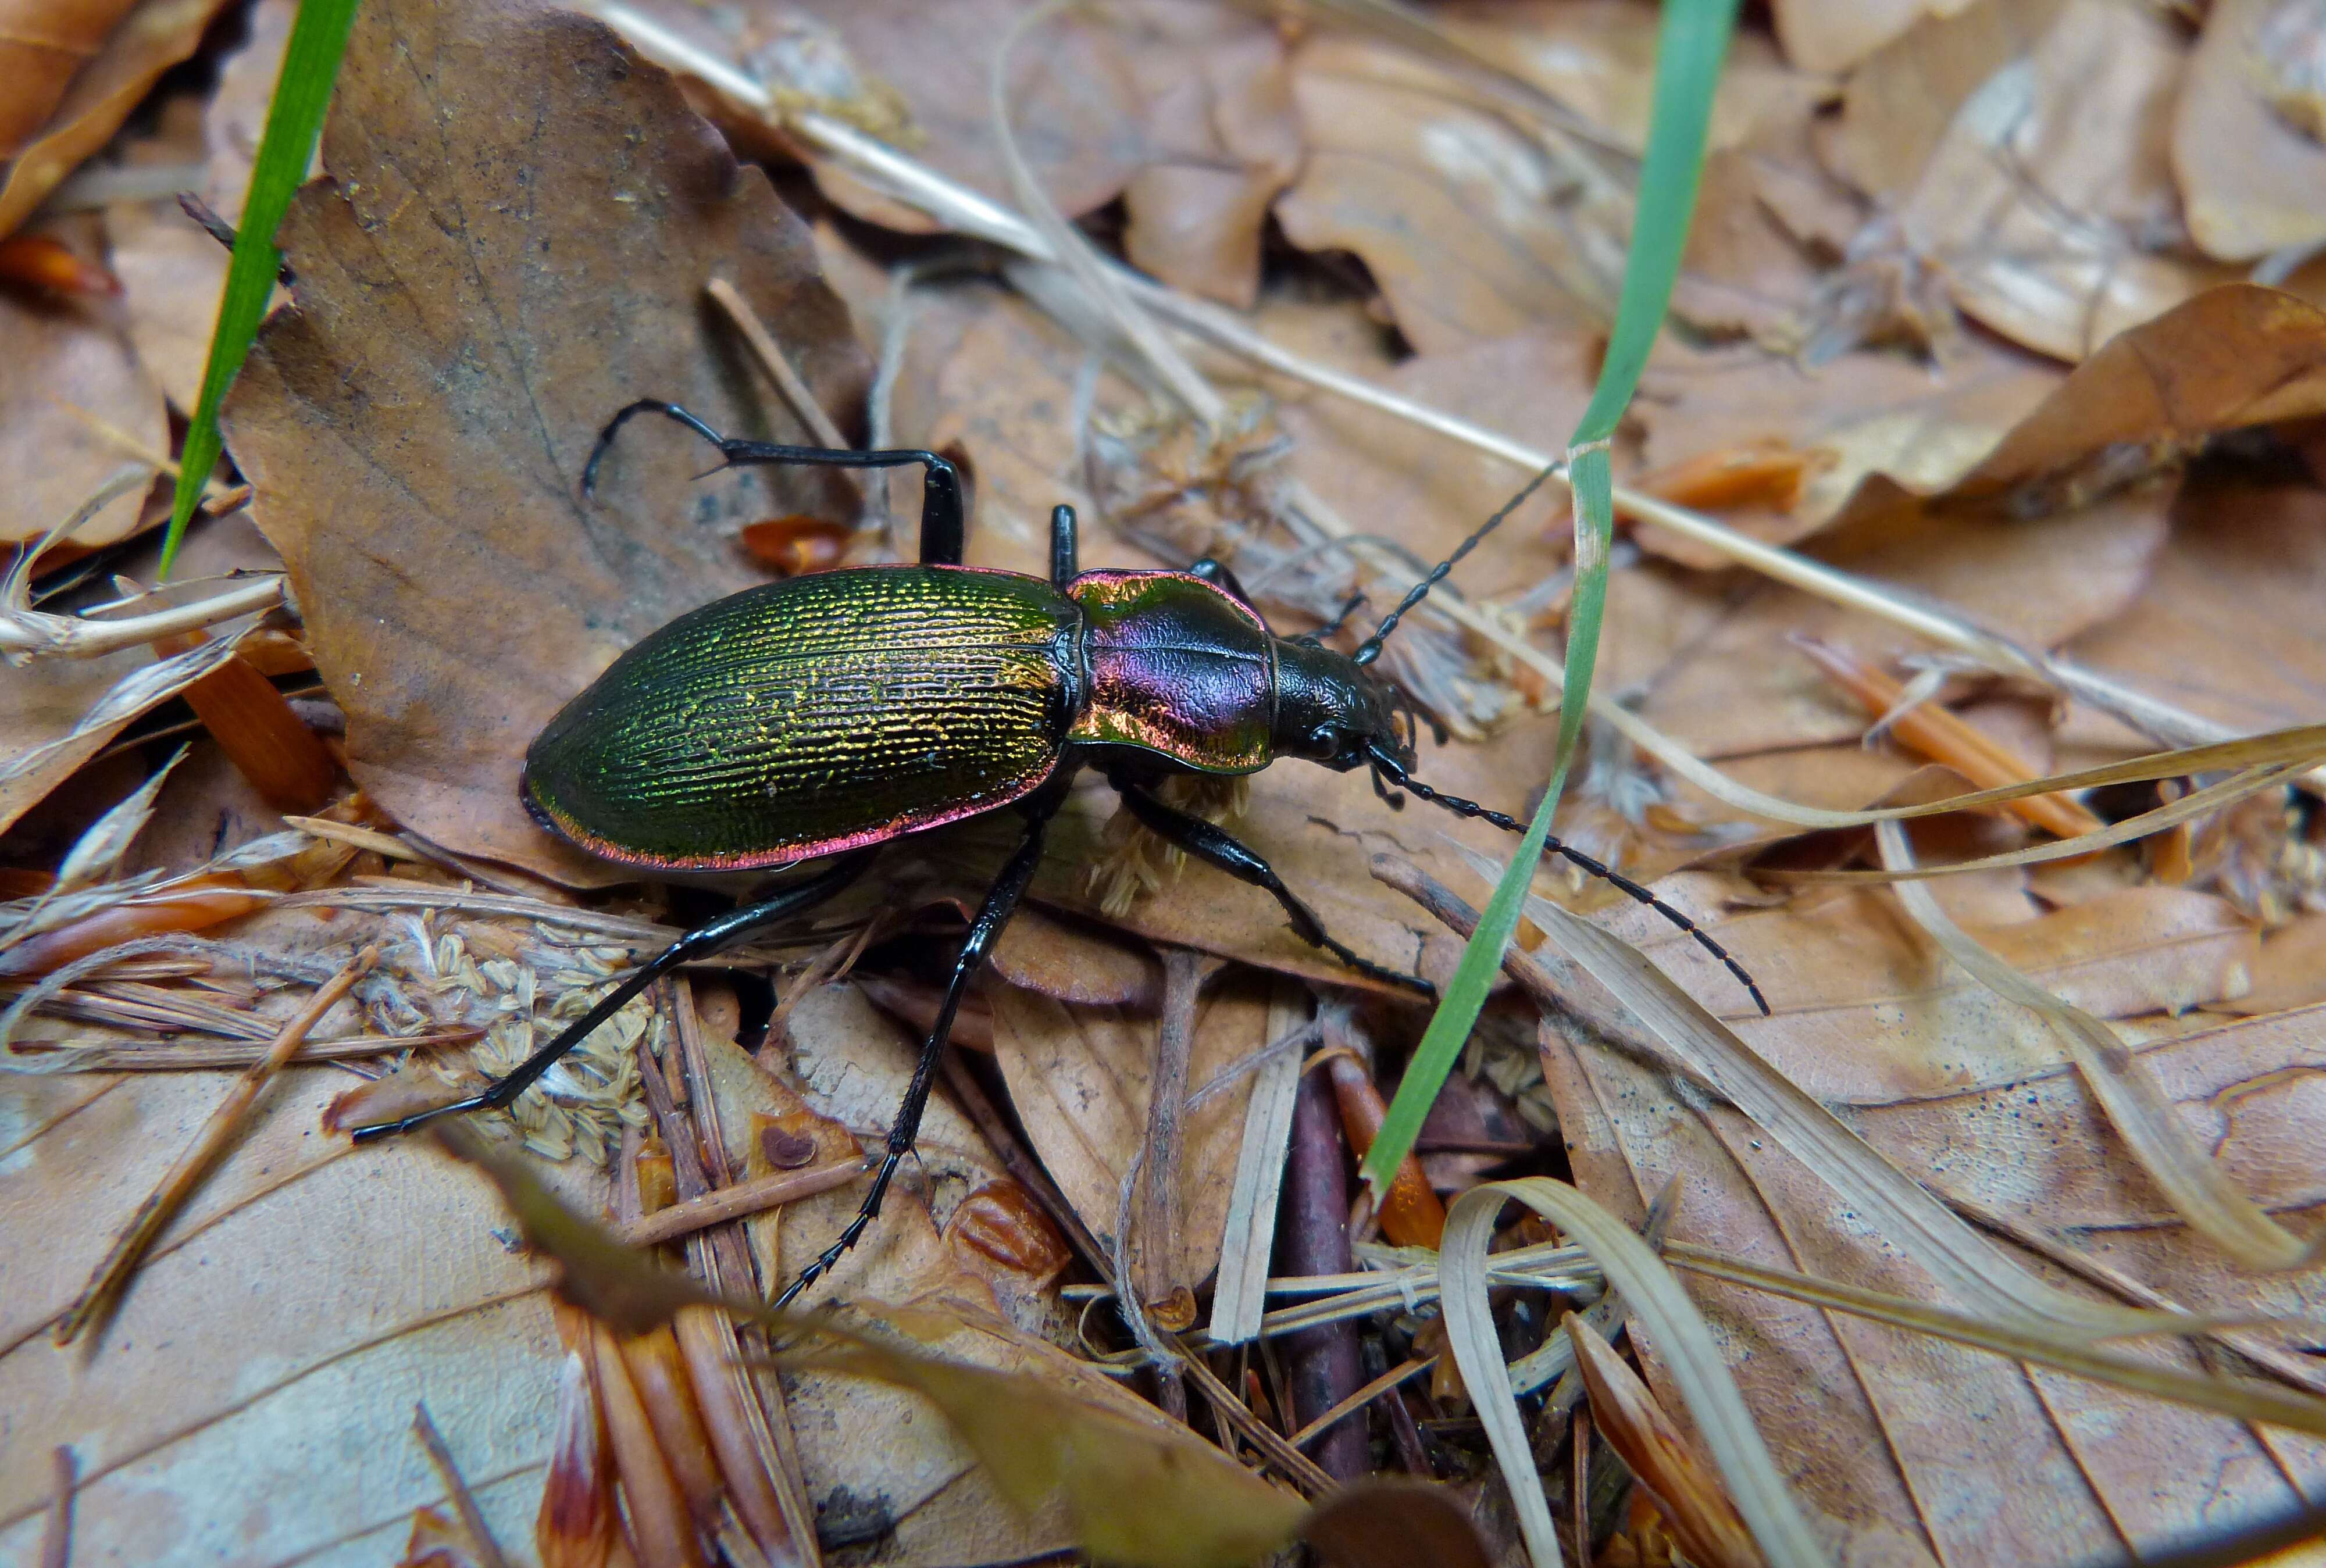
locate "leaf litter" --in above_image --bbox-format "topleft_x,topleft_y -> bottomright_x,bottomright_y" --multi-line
6,0 -> 2326,1565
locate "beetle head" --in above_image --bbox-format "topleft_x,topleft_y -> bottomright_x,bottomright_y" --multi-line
1273,638 -> 1418,774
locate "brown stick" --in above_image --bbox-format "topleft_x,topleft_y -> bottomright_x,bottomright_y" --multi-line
411,1401 -> 513,1568
55,946 -> 377,1345
1283,1059 -> 1368,1480
618,1160 -> 865,1248
40,1447 -> 73,1568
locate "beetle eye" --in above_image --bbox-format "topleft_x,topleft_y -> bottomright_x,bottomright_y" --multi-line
1307,724 -> 1343,758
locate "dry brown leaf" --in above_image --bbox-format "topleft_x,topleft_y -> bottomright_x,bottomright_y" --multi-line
1632,329 -> 2064,558
0,1059 -> 583,1560
1273,5 -> 1818,352
1844,0 -> 2265,361
0,235 -> 165,545
0,0 -> 236,238
2059,477 -> 2326,754
1525,862 -> 2326,1563
103,0 -> 292,412
1636,283 -> 2326,570
2172,0 -> 2326,262
987,976 -> 1275,1287
1115,2 -> 1300,309
792,1305 -> 1308,1568
1767,0 -> 1954,76
222,0 -> 871,886
1636,484 -> 2170,760
790,0 -> 1146,233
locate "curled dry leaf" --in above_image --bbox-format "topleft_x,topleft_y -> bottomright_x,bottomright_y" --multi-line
0,0 -> 238,238
1478,862 -> 2326,1559
103,0 -> 293,412
1837,0 -> 2299,361
0,255 -> 166,545
2171,0 -> 2326,262
222,0 -> 872,885
789,1305 -> 1309,1568
1564,1312 -> 1764,1568
790,0 -> 1146,233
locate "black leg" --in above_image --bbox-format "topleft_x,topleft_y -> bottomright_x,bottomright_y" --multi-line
1107,773 -> 1435,1001
1187,556 -> 1254,606
1050,503 -> 1079,588
772,783 -> 1071,1309
582,399 -> 968,567
349,851 -> 875,1143
1364,745 -> 1770,1016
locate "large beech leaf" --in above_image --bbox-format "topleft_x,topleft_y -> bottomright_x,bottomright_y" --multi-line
223,0 -> 871,884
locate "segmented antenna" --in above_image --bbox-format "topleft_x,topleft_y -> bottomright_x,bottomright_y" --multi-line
1367,744 -> 1770,1016
1353,459 -> 1562,666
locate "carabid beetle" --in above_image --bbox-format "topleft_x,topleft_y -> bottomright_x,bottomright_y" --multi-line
355,399 -> 1766,1306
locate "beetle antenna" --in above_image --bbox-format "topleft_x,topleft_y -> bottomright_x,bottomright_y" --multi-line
1353,459 -> 1561,666
1365,743 -> 1770,1015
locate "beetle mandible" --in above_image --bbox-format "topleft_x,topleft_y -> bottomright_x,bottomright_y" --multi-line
354,399 -> 1767,1307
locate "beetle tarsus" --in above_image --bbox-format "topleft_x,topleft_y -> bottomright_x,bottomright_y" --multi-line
578,398 -> 969,567
345,851 -> 874,1146
1366,745 -> 1771,1016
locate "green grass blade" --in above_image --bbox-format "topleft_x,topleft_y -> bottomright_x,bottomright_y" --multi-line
1361,0 -> 1739,1195
158,0 -> 362,576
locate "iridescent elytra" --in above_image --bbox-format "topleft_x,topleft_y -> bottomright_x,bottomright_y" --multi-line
354,400 -> 1766,1308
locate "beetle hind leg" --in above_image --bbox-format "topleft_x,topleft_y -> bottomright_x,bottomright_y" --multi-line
347,851 -> 874,1144
581,398 -> 969,566
772,785 -> 1069,1309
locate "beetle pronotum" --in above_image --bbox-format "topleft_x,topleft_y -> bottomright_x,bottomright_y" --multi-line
354,400 -> 1766,1306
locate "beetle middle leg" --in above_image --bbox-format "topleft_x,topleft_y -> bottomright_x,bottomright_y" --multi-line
1106,773 -> 1436,1001
772,777 -> 1074,1309
348,850 -> 875,1144
582,399 -> 969,567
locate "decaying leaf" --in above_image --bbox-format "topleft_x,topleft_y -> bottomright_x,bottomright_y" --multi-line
791,1306 -> 1309,1568
223,0 -> 872,884
2172,0 -> 2326,262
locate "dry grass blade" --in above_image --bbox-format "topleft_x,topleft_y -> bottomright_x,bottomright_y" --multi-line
53,944 -> 377,1345
16,1027 -> 476,1071
1783,757 -> 2320,881
1562,1313 -> 1763,1568
40,1446 -> 73,1568
1435,841 -> 2185,1338
1877,821 -> 2326,1272
1207,982 -> 1307,1344
1440,1178 -> 1831,1568
1667,1242 -> 2326,1438
411,1400 -> 513,1568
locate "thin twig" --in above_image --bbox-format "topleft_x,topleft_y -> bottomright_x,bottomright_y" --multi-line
411,1401 -> 513,1568
54,946 -> 377,1345
1286,1355 -> 1439,1449
618,1160 -> 866,1248
705,277 -> 852,449
40,1447 -> 74,1568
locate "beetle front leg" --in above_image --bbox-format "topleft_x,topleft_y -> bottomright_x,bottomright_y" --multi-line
348,850 -> 875,1143
1107,776 -> 1436,1001
772,781 -> 1071,1309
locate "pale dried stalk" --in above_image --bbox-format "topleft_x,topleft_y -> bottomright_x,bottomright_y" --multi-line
1430,842 -> 2188,1338
412,1401 -> 515,1568
1,577 -> 283,660
1878,821 -> 2326,1273
1668,1242 -> 2326,1439
53,945 -> 377,1345
1207,980 -> 1307,1344
1442,1179 -> 1832,1568
704,277 -> 851,449
616,1159 -> 864,1248
19,1028 -> 475,1072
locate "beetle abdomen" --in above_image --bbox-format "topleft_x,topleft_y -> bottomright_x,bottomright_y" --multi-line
526,567 -> 1077,870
